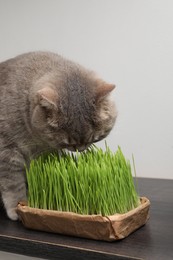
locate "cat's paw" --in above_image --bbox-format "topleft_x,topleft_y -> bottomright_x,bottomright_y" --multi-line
6,208 -> 18,221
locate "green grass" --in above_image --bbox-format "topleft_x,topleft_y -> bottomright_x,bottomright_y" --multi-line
26,145 -> 140,216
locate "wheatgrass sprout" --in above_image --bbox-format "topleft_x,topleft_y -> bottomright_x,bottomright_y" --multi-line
26,146 -> 140,216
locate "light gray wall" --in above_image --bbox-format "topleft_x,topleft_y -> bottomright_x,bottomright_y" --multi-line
0,0 -> 172,179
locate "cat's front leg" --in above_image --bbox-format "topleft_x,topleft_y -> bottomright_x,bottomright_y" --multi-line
0,149 -> 27,221
1,179 -> 27,221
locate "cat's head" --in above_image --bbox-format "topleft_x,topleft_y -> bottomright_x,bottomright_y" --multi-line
31,69 -> 117,152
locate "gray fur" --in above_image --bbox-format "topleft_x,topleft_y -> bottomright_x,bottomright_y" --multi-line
0,51 -> 117,220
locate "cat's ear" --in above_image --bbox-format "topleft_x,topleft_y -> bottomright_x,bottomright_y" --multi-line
96,83 -> 115,101
37,87 -> 58,109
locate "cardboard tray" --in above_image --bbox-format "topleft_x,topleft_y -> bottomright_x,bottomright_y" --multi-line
17,197 -> 150,241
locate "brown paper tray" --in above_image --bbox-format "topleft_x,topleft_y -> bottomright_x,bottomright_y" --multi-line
17,197 -> 150,241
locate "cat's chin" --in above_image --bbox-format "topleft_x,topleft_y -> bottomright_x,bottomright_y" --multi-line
66,147 -> 81,152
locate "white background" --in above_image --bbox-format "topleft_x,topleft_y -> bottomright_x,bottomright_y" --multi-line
0,0 -> 172,179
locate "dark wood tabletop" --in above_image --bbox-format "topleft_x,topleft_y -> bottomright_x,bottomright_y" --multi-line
0,178 -> 172,260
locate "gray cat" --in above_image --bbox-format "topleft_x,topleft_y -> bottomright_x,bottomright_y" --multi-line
0,51 -> 117,220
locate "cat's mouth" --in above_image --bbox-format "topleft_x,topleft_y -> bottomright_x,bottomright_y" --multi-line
60,144 -> 90,152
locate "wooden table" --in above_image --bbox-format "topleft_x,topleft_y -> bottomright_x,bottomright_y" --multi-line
0,178 -> 172,260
